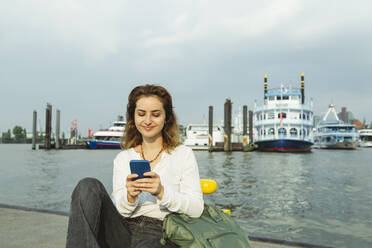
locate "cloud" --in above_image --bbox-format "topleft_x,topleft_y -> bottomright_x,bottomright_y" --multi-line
1,0 -> 372,133
1,0 -> 126,62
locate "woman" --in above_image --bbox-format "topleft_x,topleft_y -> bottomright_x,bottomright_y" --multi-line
66,84 -> 204,248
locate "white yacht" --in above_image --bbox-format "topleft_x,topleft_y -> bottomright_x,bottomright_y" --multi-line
313,104 -> 359,149
184,124 -> 224,148
253,73 -> 313,152
358,129 -> 372,147
86,118 -> 125,149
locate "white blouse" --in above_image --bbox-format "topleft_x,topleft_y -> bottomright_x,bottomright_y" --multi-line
112,145 -> 204,220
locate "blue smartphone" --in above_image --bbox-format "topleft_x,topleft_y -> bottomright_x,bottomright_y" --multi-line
130,160 -> 151,181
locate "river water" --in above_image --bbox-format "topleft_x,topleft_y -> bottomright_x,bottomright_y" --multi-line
0,144 -> 371,247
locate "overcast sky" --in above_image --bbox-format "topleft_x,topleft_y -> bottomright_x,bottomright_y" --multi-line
1,0 -> 372,136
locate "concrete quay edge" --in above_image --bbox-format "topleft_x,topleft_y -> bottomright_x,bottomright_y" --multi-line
0,204 -> 332,248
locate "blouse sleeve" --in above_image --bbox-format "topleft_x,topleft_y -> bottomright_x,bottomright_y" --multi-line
112,152 -> 139,217
159,147 -> 204,217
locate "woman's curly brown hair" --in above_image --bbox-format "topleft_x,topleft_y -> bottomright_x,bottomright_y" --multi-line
121,84 -> 181,153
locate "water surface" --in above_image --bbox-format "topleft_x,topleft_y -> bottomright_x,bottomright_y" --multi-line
0,144 -> 371,247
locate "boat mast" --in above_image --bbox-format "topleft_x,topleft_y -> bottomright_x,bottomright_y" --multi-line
322,104 -> 340,121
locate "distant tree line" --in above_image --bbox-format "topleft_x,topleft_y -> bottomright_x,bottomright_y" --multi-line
1,126 -> 31,143
1,125 -> 65,144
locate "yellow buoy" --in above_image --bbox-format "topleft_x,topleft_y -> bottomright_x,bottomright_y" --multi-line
222,209 -> 231,215
200,179 -> 217,194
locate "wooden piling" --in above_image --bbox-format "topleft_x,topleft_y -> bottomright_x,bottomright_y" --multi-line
224,99 -> 232,152
55,109 -> 60,149
208,106 -> 213,152
44,104 -> 52,149
242,105 -> 248,151
249,110 -> 253,145
32,111 -> 37,150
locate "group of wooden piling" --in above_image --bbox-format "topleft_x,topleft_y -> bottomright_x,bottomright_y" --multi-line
208,99 -> 255,152
33,100 -> 255,152
32,103 -> 62,150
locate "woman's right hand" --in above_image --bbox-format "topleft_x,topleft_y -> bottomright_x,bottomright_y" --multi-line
126,174 -> 141,203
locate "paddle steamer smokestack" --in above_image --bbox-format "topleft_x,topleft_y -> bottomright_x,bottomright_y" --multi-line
301,73 -> 305,104
264,74 -> 268,100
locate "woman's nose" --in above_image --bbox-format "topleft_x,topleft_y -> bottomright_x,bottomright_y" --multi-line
144,114 -> 152,124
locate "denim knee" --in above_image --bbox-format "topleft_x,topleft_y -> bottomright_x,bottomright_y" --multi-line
72,177 -> 105,200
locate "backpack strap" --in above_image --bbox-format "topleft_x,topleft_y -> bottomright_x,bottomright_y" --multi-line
205,204 -> 223,222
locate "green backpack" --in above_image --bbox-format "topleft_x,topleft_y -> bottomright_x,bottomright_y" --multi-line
160,204 -> 251,248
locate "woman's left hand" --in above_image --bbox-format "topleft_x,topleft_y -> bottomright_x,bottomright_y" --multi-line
134,172 -> 164,200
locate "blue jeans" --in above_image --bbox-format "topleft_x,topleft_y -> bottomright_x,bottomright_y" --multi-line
66,178 -> 178,248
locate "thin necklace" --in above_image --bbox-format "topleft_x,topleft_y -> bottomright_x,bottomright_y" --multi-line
140,144 -> 165,163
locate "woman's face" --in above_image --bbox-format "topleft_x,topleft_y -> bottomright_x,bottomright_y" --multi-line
134,95 -> 166,141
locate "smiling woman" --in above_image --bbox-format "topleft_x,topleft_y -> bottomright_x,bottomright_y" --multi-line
121,85 -> 181,153
66,84 -> 204,248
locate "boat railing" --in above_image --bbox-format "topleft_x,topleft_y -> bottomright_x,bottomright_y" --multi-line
254,104 -> 313,112
256,134 -> 313,142
254,119 -> 313,126
266,86 -> 301,93
316,129 -> 359,134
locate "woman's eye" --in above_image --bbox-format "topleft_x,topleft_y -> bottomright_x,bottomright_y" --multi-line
153,114 -> 160,117
138,113 -> 145,117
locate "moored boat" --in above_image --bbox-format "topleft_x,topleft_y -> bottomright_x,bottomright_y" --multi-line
253,73 -> 313,152
313,104 -> 359,149
358,129 -> 372,147
86,119 -> 125,149
184,124 -> 224,148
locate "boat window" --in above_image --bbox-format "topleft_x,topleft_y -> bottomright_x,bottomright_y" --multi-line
300,128 -> 307,136
269,96 -> 275,101
268,112 -> 275,119
277,96 -> 282,100
290,128 -> 298,136
291,96 -> 299,100
282,95 -> 289,100
362,136 -> 372,141
278,128 -> 287,136
263,129 -> 266,136
268,128 -> 275,135
189,126 -> 220,131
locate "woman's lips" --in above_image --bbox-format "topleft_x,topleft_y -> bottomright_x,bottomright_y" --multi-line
143,126 -> 154,131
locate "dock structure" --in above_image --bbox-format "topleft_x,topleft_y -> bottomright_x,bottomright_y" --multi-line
224,98 -> 232,152
0,204 -> 330,248
32,111 -> 37,150
206,99 -> 256,152
33,105 -> 87,150
208,106 -> 213,152
249,110 -> 253,145
243,105 -> 249,151
44,103 -> 52,149
55,109 -> 61,149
